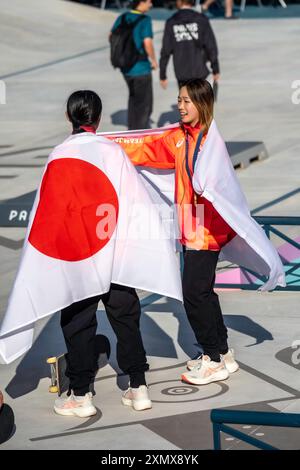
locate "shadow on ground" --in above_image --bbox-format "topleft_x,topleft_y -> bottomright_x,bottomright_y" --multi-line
5,297 -> 273,398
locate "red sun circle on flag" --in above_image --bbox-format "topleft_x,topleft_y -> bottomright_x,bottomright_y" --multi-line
29,158 -> 119,261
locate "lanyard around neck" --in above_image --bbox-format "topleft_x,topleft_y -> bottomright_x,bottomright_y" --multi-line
185,130 -> 204,185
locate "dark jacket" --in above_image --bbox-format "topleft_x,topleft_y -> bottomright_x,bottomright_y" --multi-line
159,9 -> 219,82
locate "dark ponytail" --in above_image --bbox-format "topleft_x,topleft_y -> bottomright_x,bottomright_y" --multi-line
66,90 -> 102,134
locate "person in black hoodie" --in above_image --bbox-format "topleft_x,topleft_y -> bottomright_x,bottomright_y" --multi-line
159,0 -> 220,89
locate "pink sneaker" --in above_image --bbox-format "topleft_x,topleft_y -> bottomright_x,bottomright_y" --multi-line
54,392 -> 97,418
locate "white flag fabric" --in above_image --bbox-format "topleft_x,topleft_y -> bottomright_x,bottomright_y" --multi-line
192,120 -> 286,291
0,133 -> 182,364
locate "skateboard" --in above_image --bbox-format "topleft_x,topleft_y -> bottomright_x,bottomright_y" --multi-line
47,334 -> 111,396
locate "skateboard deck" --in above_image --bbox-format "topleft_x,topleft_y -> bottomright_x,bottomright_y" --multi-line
47,334 -> 110,396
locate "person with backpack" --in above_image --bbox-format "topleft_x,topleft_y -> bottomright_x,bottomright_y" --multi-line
159,0 -> 220,89
110,0 -> 158,130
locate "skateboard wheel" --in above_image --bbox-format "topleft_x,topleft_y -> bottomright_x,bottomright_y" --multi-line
49,386 -> 58,393
47,357 -> 57,364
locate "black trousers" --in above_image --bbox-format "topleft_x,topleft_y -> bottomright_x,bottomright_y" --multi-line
124,73 -> 153,130
182,250 -> 228,362
60,284 -> 149,396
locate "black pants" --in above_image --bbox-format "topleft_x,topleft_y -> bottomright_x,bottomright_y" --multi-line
60,284 -> 149,396
124,73 -> 153,130
182,250 -> 228,362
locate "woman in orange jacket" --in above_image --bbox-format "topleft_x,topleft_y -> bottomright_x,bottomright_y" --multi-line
108,79 -> 239,385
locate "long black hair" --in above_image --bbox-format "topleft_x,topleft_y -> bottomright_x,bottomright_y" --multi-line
66,90 -> 102,134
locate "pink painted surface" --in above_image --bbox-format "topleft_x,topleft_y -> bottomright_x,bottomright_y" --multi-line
216,236 -> 300,285
277,236 -> 300,262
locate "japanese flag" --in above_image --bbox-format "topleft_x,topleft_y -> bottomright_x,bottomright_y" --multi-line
0,133 -> 182,364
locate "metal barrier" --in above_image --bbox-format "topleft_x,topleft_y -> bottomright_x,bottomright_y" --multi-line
211,409 -> 300,450
0,193 -> 299,292
215,216 -> 300,292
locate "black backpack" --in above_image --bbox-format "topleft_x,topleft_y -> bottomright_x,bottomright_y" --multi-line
110,14 -> 147,70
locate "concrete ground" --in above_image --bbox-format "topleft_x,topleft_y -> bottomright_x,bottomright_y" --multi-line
0,0 -> 299,450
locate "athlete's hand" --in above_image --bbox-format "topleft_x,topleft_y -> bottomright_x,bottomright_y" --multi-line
160,79 -> 168,89
150,59 -> 158,70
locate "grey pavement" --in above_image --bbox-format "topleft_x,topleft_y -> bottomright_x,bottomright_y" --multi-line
0,0 -> 299,450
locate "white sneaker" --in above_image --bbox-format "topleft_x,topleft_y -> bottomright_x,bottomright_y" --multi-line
181,355 -> 229,385
222,349 -> 239,374
121,385 -> 152,411
54,392 -> 97,418
186,354 -> 203,371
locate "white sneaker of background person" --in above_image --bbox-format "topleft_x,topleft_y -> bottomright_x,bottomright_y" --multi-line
181,355 -> 229,385
122,385 -> 152,411
186,349 -> 239,374
54,391 -> 97,418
